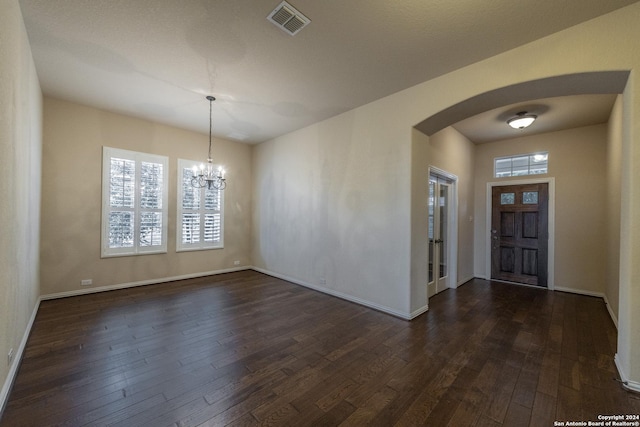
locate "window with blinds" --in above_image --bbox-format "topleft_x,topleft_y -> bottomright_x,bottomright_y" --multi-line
177,159 -> 224,251
102,147 -> 168,257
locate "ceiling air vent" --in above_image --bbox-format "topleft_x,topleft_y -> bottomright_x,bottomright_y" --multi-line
267,1 -> 310,36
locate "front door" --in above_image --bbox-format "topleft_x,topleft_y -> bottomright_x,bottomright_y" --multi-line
428,175 -> 454,295
491,183 -> 549,287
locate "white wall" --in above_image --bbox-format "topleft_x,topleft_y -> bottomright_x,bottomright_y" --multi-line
605,95 -> 623,324
252,107 -> 413,317
617,75 -> 639,388
0,0 -> 42,409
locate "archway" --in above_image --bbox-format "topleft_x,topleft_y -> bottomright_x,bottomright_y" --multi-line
411,71 -> 630,387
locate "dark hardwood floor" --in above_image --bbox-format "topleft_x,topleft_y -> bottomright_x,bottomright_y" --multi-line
1,270 -> 638,426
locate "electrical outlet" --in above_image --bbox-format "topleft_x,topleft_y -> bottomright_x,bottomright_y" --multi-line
8,348 -> 13,365
233,260 -> 240,266
81,279 -> 92,286
319,278 -> 326,285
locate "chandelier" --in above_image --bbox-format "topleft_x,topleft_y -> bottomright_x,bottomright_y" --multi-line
191,96 -> 226,190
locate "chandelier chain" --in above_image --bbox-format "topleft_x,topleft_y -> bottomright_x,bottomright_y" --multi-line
208,96 -> 213,160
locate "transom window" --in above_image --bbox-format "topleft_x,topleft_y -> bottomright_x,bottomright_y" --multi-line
101,147 -> 168,257
177,159 -> 224,251
494,152 -> 548,178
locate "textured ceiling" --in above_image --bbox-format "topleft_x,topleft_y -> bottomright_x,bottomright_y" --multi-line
19,0 -> 639,144
453,94 -> 618,144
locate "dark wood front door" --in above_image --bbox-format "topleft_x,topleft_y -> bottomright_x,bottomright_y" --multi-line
491,183 -> 548,287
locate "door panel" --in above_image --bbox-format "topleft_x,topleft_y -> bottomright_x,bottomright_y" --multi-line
522,212 -> 538,238
500,247 -> 515,273
491,183 -> 548,287
522,249 -> 538,275
501,212 -> 515,236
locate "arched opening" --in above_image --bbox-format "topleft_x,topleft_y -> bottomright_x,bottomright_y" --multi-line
411,70 -> 629,329
415,71 -> 629,137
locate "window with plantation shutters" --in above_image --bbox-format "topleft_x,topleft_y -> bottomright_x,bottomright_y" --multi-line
177,159 -> 224,251
102,147 -> 168,257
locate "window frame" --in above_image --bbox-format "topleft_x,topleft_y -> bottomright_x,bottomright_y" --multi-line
176,158 -> 224,252
494,151 -> 548,178
101,147 -> 168,257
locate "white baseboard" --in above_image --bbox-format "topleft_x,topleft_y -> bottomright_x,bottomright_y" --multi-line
554,286 -> 621,329
553,286 -> 604,299
526,286 -> 622,329
468,278 -> 620,329
250,266 -> 413,320
602,293 -> 619,329
1,299 -> 40,417
409,304 -> 429,319
40,266 -> 251,300
3,268 -> 633,417
3,267 -> 252,416
615,354 -> 640,393
2,266 -> 253,415
457,275 -> 475,287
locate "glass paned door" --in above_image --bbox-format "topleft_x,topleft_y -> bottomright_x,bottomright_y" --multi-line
438,183 -> 449,282
429,181 -> 435,283
428,173 -> 453,295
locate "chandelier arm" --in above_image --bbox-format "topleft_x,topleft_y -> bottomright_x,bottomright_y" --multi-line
191,175 -> 205,188
213,179 -> 226,190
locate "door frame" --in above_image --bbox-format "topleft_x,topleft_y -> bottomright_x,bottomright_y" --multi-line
486,177 -> 555,290
428,166 -> 458,297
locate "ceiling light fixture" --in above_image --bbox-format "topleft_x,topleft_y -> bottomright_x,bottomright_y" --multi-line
507,111 -> 537,129
192,96 -> 226,190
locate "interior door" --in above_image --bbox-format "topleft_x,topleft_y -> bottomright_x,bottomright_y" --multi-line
428,176 -> 452,295
491,183 -> 549,287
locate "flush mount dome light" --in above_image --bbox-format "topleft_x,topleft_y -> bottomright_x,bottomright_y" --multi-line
507,111 -> 537,129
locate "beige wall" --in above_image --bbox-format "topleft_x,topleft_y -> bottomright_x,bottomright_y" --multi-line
40,98 -> 252,296
473,125 -> 608,294
0,0 -> 42,406
605,95 -> 623,324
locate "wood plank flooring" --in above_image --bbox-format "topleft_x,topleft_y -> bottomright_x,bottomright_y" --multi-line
1,271 -> 638,426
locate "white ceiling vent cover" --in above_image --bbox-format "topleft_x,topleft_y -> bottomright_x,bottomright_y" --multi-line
267,1 -> 310,36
